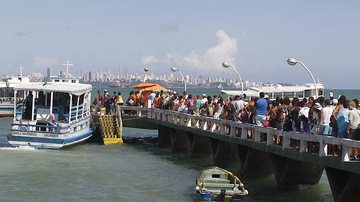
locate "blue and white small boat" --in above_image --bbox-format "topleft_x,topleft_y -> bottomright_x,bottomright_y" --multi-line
8,75 -> 93,149
196,166 -> 248,201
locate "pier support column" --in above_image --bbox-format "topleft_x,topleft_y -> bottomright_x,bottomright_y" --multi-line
270,154 -> 324,186
170,130 -> 193,152
325,167 -> 360,202
190,135 -> 212,157
213,141 -> 241,174
158,125 -> 172,147
239,147 -> 273,176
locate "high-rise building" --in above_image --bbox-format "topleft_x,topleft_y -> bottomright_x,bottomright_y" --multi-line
46,67 -> 51,81
88,71 -> 92,81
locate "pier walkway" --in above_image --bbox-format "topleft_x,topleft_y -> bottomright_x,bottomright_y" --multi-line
119,106 -> 360,202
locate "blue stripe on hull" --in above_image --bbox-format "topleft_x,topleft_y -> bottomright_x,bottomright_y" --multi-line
7,130 -> 93,149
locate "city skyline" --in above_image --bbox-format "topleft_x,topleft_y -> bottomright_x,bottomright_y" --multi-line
1,1 -> 360,89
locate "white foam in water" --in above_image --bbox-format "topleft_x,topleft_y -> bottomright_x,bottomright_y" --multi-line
0,146 -> 37,151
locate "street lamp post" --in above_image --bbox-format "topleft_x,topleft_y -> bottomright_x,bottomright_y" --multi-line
287,58 -> 318,98
222,62 -> 244,94
143,67 -> 149,82
170,67 -> 187,93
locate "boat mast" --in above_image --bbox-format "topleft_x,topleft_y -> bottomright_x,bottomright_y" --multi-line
62,59 -> 73,78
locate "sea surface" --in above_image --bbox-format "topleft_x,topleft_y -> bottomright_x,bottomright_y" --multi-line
1,87 -> 358,202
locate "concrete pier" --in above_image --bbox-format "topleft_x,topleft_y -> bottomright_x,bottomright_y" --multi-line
326,167 -> 360,202
119,106 -> 360,202
213,141 -> 241,174
240,148 -> 273,176
271,154 -> 323,186
190,134 -> 212,156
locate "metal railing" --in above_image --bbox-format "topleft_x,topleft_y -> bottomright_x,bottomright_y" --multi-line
119,106 -> 360,162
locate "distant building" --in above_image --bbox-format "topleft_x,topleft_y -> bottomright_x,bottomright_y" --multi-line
47,67 -> 51,81
88,71 -> 92,81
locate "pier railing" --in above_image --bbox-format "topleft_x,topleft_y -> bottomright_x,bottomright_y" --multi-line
119,106 -> 360,162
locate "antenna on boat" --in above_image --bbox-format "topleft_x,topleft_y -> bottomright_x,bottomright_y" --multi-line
62,59 -> 73,78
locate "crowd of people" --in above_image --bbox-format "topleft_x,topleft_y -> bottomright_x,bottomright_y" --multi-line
94,89 -> 360,160
93,89 -> 124,114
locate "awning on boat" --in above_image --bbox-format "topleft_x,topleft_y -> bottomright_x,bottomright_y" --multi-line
14,82 -> 92,95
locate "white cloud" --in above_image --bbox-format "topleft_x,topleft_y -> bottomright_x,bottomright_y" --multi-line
141,55 -> 159,65
166,29 -> 238,71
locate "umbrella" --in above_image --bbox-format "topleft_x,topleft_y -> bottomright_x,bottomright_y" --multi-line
142,84 -> 168,92
133,82 -> 156,89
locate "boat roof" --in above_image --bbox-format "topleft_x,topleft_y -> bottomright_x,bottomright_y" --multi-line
14,82 -> 92,95
0,76 -> 31,88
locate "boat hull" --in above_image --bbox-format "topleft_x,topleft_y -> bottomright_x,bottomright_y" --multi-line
0,104 -> 13,118
7,129 -> 93,149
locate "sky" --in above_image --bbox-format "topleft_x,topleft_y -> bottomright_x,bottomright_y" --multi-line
1,0 -> 359,89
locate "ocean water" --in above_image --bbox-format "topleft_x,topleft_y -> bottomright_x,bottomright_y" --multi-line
2,87 -> 357,202
0,120 -> 334,201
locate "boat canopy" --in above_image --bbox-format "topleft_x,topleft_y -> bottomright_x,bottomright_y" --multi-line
14,82 -> 92,96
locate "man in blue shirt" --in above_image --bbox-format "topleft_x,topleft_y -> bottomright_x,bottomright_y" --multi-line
255,92 -> 268,126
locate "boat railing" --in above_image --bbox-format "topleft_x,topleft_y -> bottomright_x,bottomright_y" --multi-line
119,106 -> 360,162
11,121 -> 71,134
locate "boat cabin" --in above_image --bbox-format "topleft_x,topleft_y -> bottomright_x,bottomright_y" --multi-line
11,82 -> 92,134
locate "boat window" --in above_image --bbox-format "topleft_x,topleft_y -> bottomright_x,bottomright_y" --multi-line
284,92 -> 294,97
297,91 -> 304,98
273,92 -> 283,98
212,174 -> 221,178
55,80 -> 60,82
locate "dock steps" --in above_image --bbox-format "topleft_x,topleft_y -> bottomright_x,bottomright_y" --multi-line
98,114 -> 123,145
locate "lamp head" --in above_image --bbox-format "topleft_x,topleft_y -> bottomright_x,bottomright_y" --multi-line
144,67 -> 149,72
222,62 -> 231,68
287,58 -> 299,66
170,67 -> 177,72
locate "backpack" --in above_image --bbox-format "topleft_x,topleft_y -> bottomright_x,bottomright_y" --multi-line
238,108 -> 249,123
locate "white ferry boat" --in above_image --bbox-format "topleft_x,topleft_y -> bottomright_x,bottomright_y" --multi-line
7,76 -> 93,149
0,74 -> 30,117
221,82 -> 324,99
